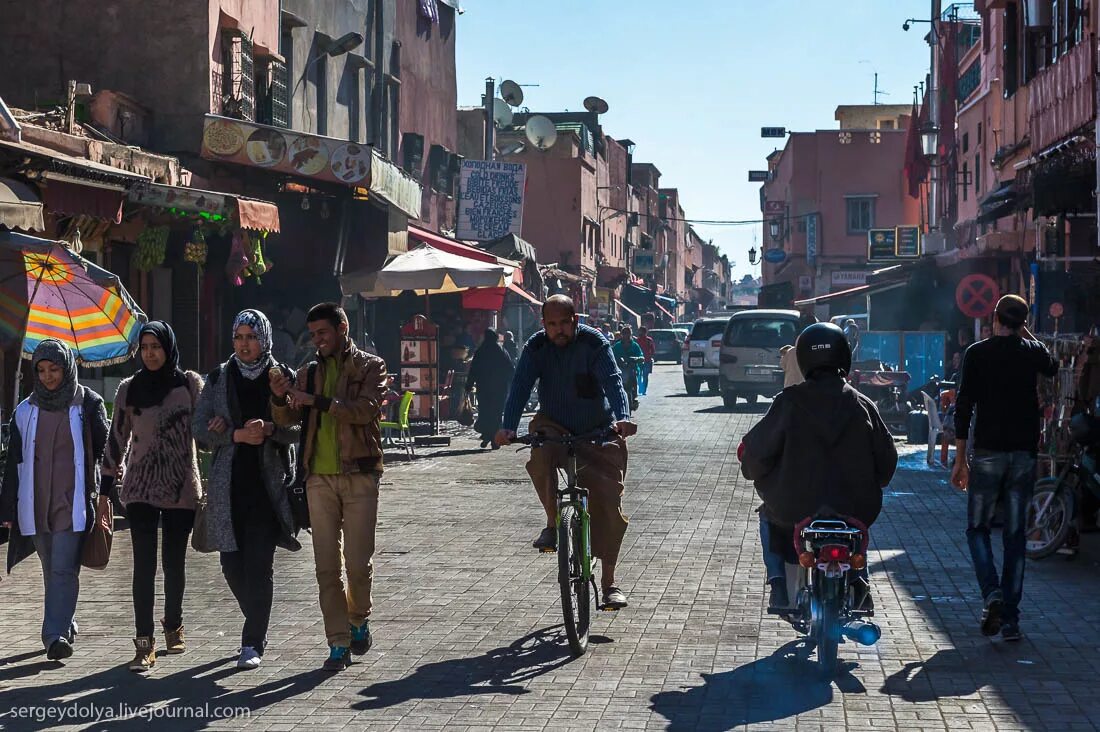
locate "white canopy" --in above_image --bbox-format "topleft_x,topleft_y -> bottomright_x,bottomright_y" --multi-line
341,244 -> 513,297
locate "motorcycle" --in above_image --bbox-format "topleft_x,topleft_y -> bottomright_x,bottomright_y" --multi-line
617,355 -> 644,412
1026,413 -> 1100,559
769,517 -> 881,679
850,367 -> 911,432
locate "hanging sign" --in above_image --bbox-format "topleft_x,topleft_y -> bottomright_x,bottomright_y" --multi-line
457,160 -> 526,241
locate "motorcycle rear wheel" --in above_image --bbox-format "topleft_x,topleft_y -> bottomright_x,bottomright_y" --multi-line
1026,478 -> 1075,560
814,596 -> 840,679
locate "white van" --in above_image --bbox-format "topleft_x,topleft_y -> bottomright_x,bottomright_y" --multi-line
718,309 -> 800,408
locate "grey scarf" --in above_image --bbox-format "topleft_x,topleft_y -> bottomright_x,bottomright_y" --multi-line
231,309 -> 275,380
30,339 -> 79,412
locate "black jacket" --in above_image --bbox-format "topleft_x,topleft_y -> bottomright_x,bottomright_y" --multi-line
0,387 -> 110,573
739,375 -> 897,527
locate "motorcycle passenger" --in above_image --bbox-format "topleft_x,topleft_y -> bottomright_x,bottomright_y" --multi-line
611,327 -> 644,410
739,323 -> 898,610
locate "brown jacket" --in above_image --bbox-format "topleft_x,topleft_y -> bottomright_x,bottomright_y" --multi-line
271,340 -> 387,475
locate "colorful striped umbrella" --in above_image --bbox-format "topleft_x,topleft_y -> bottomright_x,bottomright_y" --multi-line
0,231 -> 146,367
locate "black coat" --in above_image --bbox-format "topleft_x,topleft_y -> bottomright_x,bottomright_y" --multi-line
740,375 -> 897,528
0,387 -> 110,573
466,342 -> 515,437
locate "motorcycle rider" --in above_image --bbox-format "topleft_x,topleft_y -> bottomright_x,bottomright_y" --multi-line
739,323 -> 898,610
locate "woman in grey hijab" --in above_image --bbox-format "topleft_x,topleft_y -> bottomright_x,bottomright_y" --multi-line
0,339 -> 109,661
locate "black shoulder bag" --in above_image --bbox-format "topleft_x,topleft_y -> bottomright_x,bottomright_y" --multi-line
286,362 -> 317,532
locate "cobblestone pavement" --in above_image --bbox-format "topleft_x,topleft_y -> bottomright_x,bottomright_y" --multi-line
1,365 -> 1098,731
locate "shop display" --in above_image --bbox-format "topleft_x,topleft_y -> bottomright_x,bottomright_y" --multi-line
134,225 -> 169,271
400,315 -> 441,432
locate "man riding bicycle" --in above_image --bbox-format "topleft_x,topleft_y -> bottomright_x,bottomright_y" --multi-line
495,295 -> 638,610
739,323 -> 897,610
611,326 -> 644,410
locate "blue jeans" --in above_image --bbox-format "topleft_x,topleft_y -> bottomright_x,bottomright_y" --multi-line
759,515 -> 787,583
640,362 -> 652,395
966,450 -> 1036,624
35,531 -> 82,649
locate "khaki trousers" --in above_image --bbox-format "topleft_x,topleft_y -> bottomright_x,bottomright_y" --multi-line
525,414 -> 629,566
306,472 -> 380,648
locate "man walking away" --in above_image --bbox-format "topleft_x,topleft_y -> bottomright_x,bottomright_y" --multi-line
951,295 -> 1058,642
270,303 -> 387,672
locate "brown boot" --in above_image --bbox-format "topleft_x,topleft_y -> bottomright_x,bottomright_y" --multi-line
162,621 -> 185,655
129,636 -> 155,673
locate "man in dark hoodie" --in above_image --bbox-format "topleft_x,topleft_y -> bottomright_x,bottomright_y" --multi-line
740,323 -> 898,610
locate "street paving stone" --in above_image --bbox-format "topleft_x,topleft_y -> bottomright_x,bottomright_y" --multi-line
0,365 -> 1098,731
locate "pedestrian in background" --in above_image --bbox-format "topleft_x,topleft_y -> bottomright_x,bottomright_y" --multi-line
193,309 -> 301,670
103,322 -> 204,672
270,303 -> 387,673
0,340 -> 109,661
502,331 -> 519,362
951,295 -> 1058,641
637,327 -> 656,396
466,328 -> 515,449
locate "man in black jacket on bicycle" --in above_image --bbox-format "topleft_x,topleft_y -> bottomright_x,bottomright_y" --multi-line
740,323 -> 898,610
495,295 -> 637,610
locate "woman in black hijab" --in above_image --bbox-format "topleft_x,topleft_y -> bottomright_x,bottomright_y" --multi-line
102,321 -> 205,672
465,329 -> 515,449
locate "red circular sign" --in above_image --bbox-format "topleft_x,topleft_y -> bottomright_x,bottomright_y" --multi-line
1049,302 -> 1064,318
955,274 -> 1000,319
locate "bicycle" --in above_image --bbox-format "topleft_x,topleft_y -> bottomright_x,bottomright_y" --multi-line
515,427 -> 618,657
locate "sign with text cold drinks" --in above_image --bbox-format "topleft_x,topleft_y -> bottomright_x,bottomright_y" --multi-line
457,160 -> 526,241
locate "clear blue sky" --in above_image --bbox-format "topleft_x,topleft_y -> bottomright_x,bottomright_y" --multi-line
455,0 -> 935,279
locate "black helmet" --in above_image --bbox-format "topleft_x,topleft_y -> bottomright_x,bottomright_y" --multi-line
795,322 -> 852,379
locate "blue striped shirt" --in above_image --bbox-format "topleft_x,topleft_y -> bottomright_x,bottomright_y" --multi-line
502,324 -> 630,434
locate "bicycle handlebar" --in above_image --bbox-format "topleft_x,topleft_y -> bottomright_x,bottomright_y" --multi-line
514,427 -> 617,447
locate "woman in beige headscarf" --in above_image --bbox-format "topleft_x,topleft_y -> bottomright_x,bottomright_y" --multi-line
780,345 -> 804,388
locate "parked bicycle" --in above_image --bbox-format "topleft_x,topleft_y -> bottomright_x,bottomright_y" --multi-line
515,428 -> 618,656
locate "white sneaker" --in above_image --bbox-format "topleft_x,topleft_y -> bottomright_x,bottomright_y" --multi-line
236,646 -> 262,670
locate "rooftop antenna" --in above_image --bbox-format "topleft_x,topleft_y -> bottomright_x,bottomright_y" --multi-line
873,72 -> 890,105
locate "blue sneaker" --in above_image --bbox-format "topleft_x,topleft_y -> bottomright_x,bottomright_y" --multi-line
322,645 -> 351,672
350,621 -> 372,655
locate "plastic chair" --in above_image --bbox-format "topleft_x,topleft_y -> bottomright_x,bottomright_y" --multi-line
921,391 -> 944,467
380,391 -> 415,458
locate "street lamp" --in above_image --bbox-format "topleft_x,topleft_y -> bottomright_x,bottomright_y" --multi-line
920,122 -> 939,159
768,219 -> 781,240
748,245 -> 758,265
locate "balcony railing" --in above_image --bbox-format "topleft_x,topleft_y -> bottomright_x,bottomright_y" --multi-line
1028,39 -> 1096,152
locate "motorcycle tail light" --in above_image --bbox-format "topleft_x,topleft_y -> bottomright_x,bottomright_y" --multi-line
819,545 -> 850,563
850,553 -> 866,570
737,442 -> 746,461
798,551 -> 815,568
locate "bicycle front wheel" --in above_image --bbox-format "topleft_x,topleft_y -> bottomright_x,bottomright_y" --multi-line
558,505 -> 591,656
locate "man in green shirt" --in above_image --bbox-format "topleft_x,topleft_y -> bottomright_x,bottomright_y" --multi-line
271,303 -> 387,672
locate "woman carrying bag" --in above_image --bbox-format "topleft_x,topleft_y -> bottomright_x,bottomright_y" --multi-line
0,340 -> 109,661
192,309 -> 300,670
465,328 -> 515,449
102,321 -> 204,672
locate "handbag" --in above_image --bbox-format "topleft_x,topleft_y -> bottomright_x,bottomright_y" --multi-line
80,493 -> 114,570
190,497 -> 216,553
286,362 -> 317,533
456,394 -> 475,427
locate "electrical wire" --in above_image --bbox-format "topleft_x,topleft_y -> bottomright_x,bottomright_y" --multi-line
601,208 -> 819,227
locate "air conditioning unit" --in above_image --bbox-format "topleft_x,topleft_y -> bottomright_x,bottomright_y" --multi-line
923,231 -> 947,254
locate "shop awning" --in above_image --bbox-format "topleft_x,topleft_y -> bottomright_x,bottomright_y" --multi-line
42,178 -> 124,223
409,225 -> 521,269
0,138 -> 148,186
507,282 -> 542,305
127,181 -> 281,232
0,176 -> 44,231
976,180 -> 1018,224
794,280 -> 906,307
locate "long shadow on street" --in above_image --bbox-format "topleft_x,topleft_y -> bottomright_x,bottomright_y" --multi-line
650,639 -> 865,730
355,626 -> 573,710
0,655 -> 330,731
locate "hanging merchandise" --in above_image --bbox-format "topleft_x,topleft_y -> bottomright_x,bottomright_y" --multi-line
225,229 -> 251,286
135,226 -> 169,271
245,231 -> 271,282
184,228 -> 209,269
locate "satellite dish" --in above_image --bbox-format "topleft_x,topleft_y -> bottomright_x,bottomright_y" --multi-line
492,98 -> 514,128
583,96 -> 609,115
500,80 -> 524,107
525,115 -> 558,150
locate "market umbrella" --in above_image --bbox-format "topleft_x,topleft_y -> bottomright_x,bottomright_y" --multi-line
0,231 -> 147,371
340,244 -> 512,297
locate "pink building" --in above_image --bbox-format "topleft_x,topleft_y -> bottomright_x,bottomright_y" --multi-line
759,105 -> 921,311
